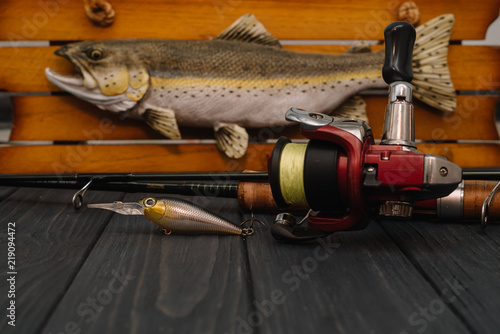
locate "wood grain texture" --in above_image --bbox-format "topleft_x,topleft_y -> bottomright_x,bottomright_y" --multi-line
378,219 -> 500,333
0,186 -> 18,201
244,217 -> 470,333
1,45 -> 499,93
1,186 -> 499,333
42,193 -> 250,334
0,187 -> 124,334
2,142 -> 500,174
0,0 -> 498,41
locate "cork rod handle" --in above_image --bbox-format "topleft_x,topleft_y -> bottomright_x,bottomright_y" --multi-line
464,180 -> 500,221
237,182 -> 309,212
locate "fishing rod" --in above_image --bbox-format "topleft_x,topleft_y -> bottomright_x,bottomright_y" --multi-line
0,167 -> 494,183
2,173 -> 500,222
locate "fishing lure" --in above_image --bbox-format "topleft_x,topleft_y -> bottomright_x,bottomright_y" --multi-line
88,197 -> 255,236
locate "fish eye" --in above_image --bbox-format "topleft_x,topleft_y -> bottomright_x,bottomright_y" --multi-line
144,198 -> 156,207
87,49 -> 103,60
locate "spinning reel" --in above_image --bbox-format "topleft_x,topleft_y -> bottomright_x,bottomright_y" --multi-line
268,21 -> 462,242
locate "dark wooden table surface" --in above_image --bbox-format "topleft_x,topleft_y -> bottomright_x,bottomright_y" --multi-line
1,186 -> 499,334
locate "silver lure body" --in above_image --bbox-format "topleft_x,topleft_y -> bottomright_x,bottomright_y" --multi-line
143,197 -> 244,235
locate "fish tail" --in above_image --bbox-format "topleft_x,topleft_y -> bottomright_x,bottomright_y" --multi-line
412,14 -> 457,112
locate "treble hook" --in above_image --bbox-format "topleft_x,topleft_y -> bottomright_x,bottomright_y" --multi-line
240,205 -> 266,235
72,179 -> 94,210
481,181 -> 500,229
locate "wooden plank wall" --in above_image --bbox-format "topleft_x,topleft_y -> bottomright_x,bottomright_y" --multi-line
0,0 -> 499,173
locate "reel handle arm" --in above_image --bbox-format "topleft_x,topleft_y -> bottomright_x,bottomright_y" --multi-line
380,21 -> 416,148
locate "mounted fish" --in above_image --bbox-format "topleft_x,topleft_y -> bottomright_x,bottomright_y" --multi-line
88,197 -> 255,236
45,14 -> 456,159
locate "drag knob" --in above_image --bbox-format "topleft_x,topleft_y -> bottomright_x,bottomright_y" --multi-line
382,21 -> 416,84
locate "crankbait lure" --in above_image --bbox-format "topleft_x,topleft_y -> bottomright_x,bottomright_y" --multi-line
88,197 -> 254,236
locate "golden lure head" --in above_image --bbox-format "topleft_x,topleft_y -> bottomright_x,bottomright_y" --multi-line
46,40 -> 150,112
140,197 -> 166,223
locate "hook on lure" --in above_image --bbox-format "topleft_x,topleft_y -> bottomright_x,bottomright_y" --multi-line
88,197 -> 257,237
239,205 -> 267,236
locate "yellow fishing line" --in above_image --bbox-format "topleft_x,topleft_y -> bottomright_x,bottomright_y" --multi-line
279,143 -> 308,205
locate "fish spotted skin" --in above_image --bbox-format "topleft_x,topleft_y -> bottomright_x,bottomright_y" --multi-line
147,39 -> 386,126
46,14 -> 456,158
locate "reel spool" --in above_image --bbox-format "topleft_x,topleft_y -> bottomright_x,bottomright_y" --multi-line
269,137 -> 347,213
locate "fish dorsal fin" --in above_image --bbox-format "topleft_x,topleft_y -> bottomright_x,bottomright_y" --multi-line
216,14 -> 281,48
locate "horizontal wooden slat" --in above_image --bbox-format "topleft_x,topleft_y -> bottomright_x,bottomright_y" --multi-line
0,0 -> 497,41
9,95 -> 499,141
1,45 -> 498,93
0,144 -> 274,173
1,142 -> 500,174
10,95 -> 166,140
416,144 -> 500,167
0,46 -> 74,92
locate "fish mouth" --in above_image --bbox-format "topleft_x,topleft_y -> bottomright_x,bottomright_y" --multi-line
45,68 -> 137,112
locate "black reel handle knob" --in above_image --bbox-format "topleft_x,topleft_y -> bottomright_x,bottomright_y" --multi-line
382,21 -> 416,84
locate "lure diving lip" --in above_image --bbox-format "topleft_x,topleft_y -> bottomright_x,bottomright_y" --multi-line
88,201 -> 144,215
88,197 -> 255,236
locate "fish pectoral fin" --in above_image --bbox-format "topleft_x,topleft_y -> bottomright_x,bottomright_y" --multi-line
332,96 -> 368,122
144,108 -> 181,140
216,14 -> 281,49
214,123 -> 249,159
345,41 -> 372,53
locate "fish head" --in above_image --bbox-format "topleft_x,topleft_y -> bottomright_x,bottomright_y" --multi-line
46,40 -> 150,113
140,197 -> 166,222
